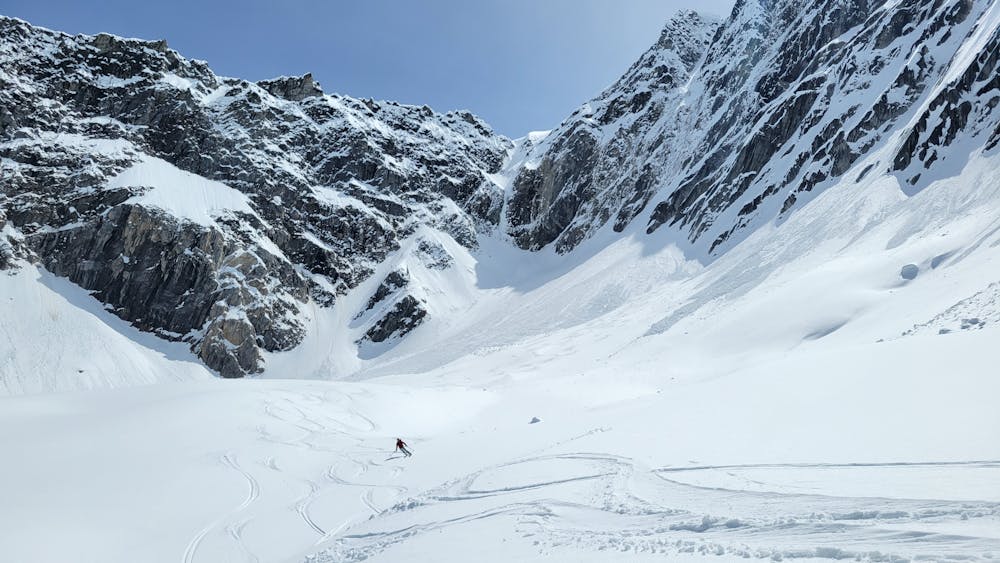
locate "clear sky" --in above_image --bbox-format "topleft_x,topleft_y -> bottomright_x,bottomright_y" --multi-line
3,0 -> 735,137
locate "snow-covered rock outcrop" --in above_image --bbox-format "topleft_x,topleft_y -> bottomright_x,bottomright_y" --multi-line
0,16 -> 510,377
507,0 -> 1000,256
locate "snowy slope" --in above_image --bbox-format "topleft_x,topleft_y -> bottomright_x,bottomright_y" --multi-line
1,1 -> 1000,561
110,156 -> 261,228
0,264 -> 211,395
1,334 -> 996,562
2,121 -> 999,562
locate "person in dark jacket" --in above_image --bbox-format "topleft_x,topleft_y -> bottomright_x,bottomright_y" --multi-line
395,438 -> 412,457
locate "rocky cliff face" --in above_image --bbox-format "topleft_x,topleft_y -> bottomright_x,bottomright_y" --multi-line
506,10 -> 720,252
2,0 -> 998,378
0,16 -> 510,376
507,0 -> 1000,256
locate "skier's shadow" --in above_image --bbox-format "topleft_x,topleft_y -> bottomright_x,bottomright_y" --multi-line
384,455 -> 406,461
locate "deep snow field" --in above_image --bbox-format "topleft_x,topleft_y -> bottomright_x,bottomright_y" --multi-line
2,148 -> 1000,562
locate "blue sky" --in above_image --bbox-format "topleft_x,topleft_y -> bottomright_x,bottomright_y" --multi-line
3,0 -> 735,137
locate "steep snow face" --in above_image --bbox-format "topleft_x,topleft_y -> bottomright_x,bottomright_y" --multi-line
0,16 -> 511,377
508,0 -> 1000,258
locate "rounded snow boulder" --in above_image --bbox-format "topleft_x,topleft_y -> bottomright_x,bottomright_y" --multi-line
900,264 -> 919,280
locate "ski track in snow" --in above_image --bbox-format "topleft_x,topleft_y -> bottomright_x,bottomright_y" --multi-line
182,453 -> 261,563
311,453 -> 1000,562
165,387 -> 1000,562
4,364 -> 997,563
179,390 -> 399,562
232,390 -> 413,551
295,478 -> 327,537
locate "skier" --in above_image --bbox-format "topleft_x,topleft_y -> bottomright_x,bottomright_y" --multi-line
395,437 -> 412,457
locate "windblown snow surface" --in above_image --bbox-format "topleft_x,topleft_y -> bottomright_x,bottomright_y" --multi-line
2,128 -> 1000,562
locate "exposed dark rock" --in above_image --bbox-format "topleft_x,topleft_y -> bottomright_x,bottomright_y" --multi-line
415,239 -> 453,270
510,0 -> 998,257
505,10 -> 719,252
361,295 -> 428,344
363,269 -> 409,313
0,15 -> 509,376
893,21 -> 999,180
257,73 -> 324,101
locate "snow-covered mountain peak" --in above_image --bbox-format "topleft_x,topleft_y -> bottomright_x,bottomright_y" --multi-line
503,10 -> 720,252
2,1 -> 999,386
257,73 -> 324,101
652,10 -> 722,69
506,0 -> 998,259
0,15 -> 512,378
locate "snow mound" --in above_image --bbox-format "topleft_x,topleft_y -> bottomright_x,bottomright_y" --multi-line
0,264 -> 211,395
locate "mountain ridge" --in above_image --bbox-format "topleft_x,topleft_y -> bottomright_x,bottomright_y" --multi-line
1,0 -> 998,383
0,13 -> 510,377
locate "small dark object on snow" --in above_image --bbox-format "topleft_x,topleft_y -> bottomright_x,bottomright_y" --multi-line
395,437 -> 412,457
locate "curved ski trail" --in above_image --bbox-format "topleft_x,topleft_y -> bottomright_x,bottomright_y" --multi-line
181,453 -> 261,563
